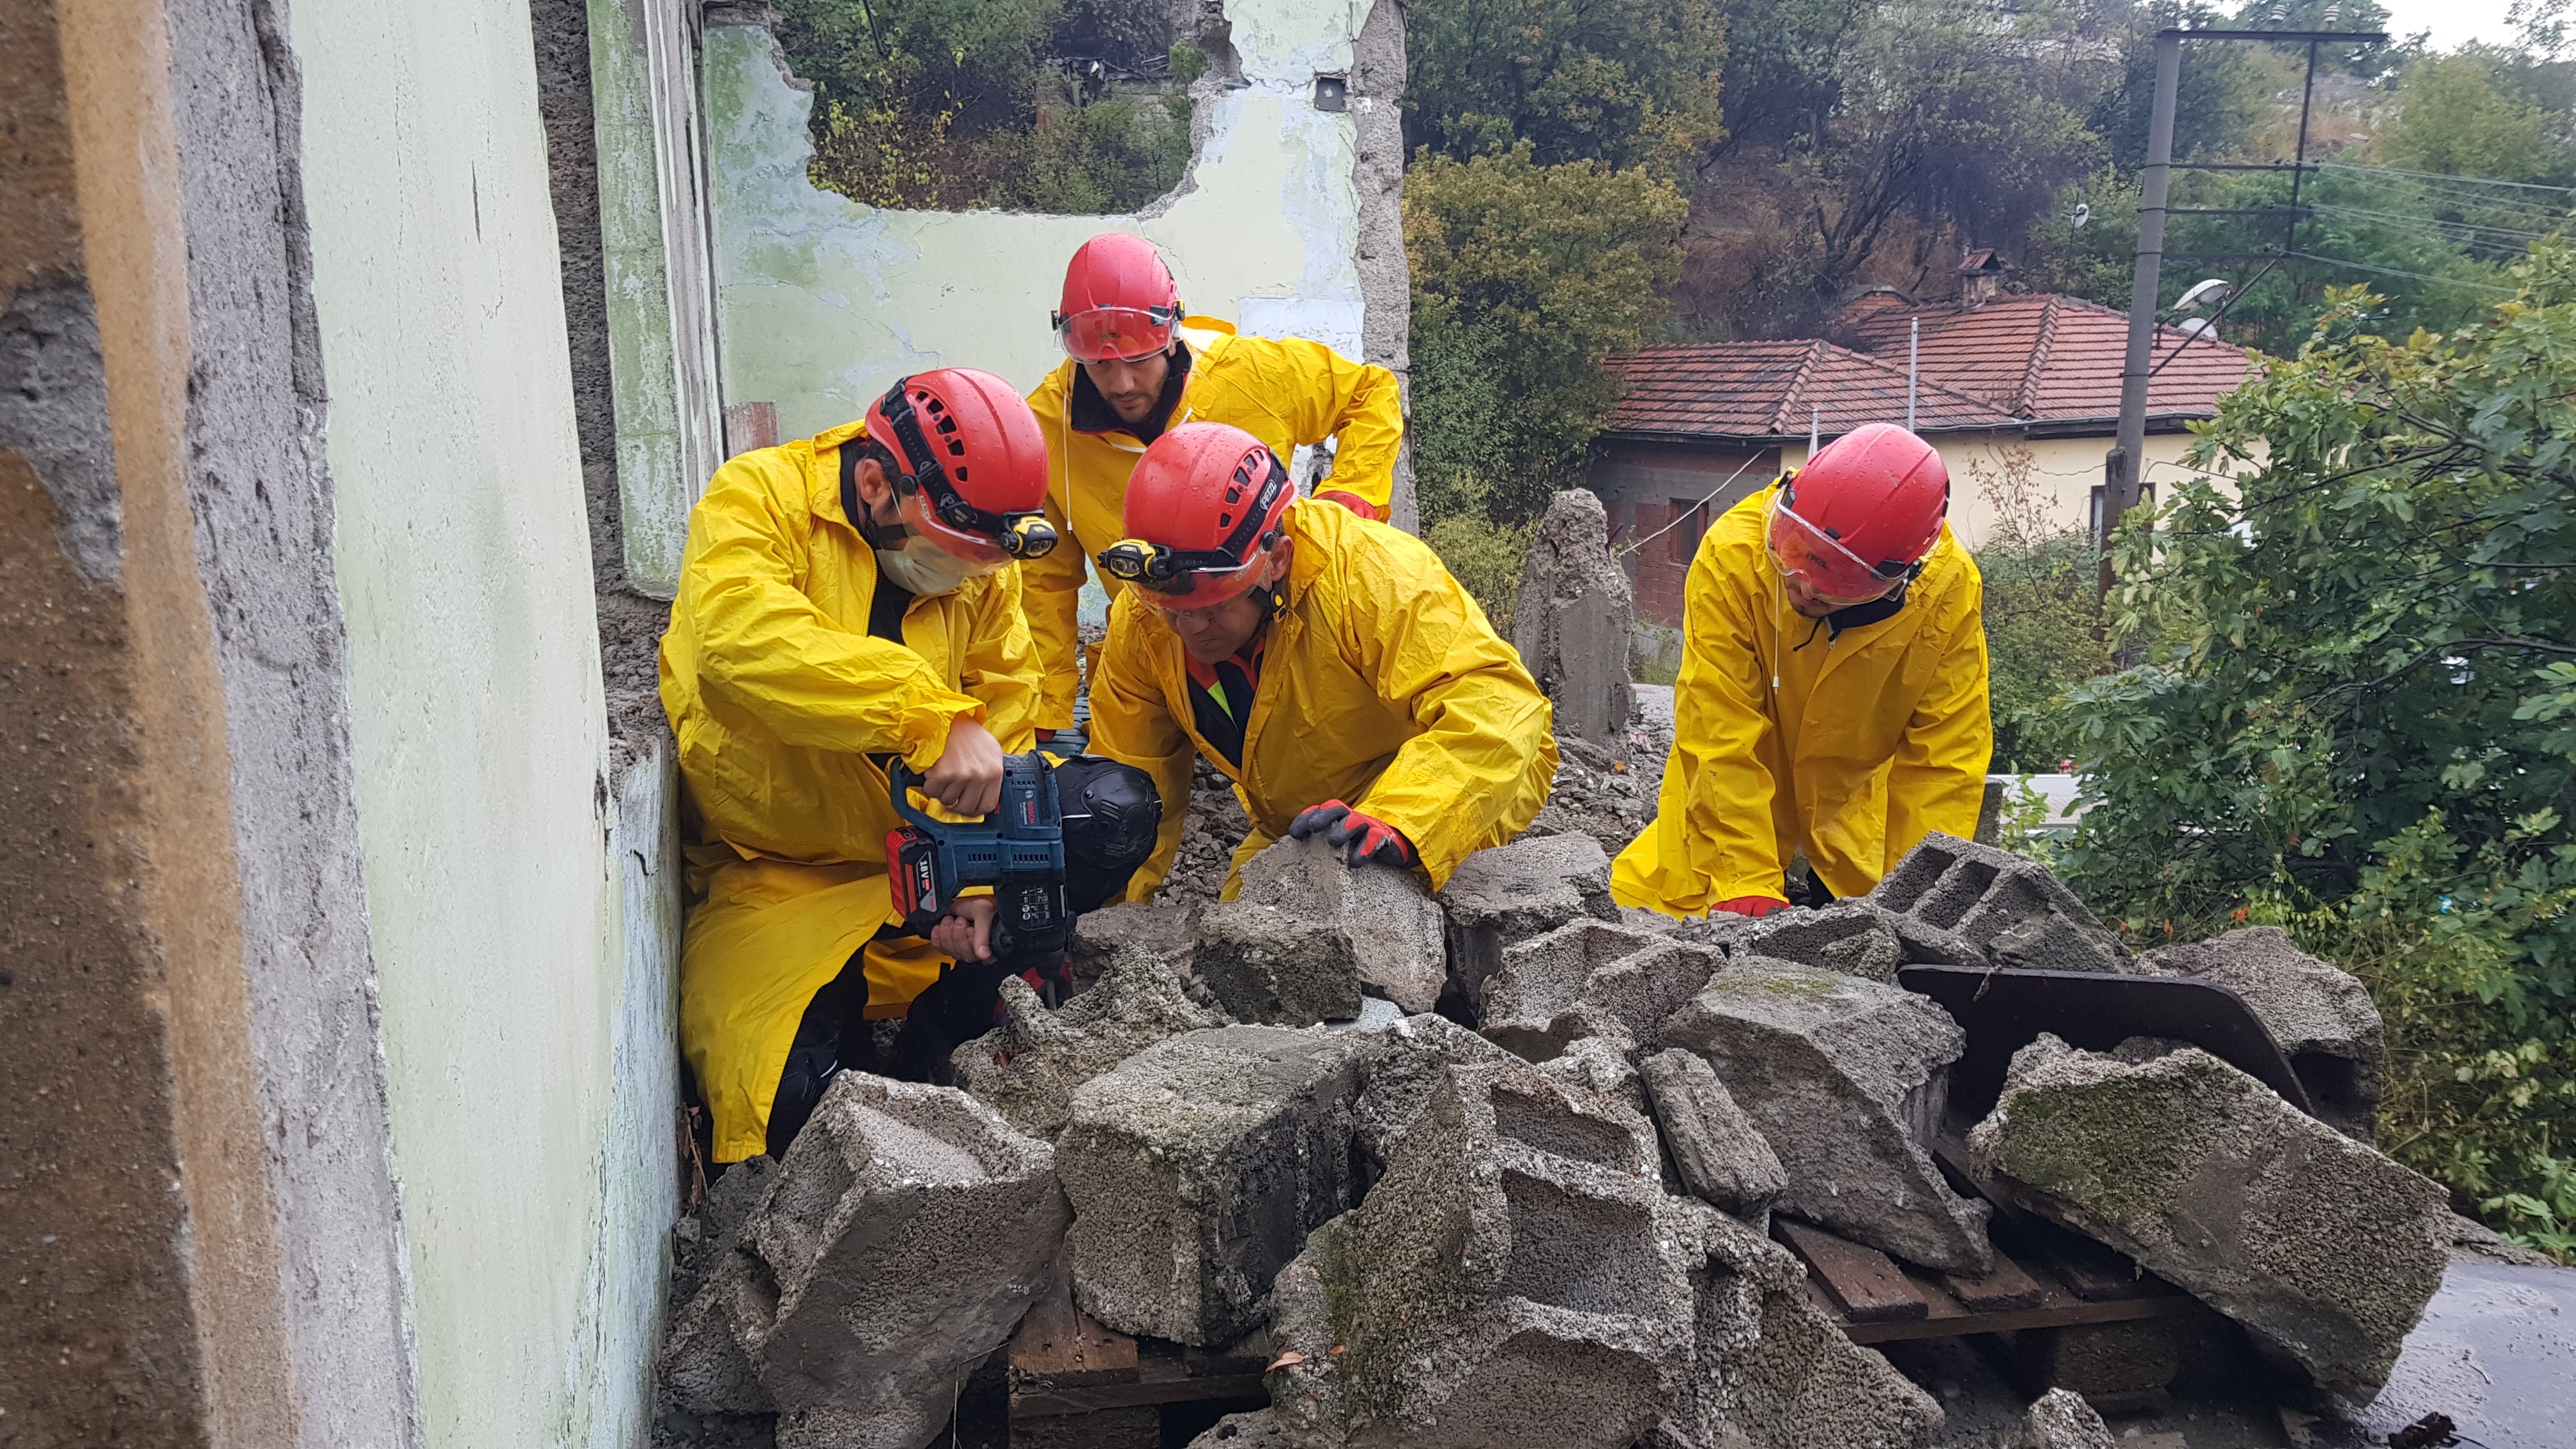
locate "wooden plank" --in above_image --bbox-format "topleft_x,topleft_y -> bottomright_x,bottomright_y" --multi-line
1774,1218 -> 1929,1323
2034,1233 -> 2169,1303
1942,1254 -> 2050,1312
1009,1374 -> 1271,1417
1841,1284 -> 2208,1345
1010,1266 -> 1139,1388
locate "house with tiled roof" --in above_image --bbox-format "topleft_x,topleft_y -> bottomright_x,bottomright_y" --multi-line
1590,275 -> 2257,628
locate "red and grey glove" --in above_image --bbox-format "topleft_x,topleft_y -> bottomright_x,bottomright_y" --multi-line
1288,799 -> 1416,868
1713,896 -> 1788,919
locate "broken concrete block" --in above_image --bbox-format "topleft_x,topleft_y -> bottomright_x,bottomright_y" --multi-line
1640,1047 -> 1786,1218
1349,1012 -> 1510,1184
1190,902 -> 1365,1025
1684,1208 -> 1946,1449
1738,901 -> 1905,983
951,954 -> 1227,1139
1264,1059 -> 1698,1449
1057,1026 -> 1384,1346
739,1073 -> 1067,1449
2018,1388 -> 2115,1449
1511,488 -> 1635,747
2138,926 -> 2384,1140
1868,832 -> 2129,974
2025,1320 -> 2181,1413
1967,1038 -> 2452,1404
1436,832 -> 1618,1010
1238,834 -> 1447,1014
1480,917 -> 1720,1062
661,1242 -> 778,1415
1660,958 -> 1993,1275
1070,899 -> 1199,985
1537,1032 -> 1650,1121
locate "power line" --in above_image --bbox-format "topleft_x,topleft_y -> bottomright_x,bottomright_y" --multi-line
2292,250 -> 2518,293
2318,161 -> 2576,195
2307,173 -> 2574,223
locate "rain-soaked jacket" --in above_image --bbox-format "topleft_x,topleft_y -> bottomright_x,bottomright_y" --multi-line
1614,484 -> 1991,914
659,419 -> 1041,1162
1087,498 -> 1556,897
1022,319 -> 1405,728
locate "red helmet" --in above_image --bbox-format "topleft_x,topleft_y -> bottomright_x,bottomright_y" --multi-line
1765,423 -> 1948,606
1054,233 -> 1183,364
1094,422 -> 1295,608
862,368 -> 1059,565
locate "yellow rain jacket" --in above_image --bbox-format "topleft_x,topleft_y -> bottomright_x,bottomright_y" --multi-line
1088,498 -> 1556,897
1614,485 -> 1991,914
659,420 -> 1041,1162
1022,319 -> 1406,728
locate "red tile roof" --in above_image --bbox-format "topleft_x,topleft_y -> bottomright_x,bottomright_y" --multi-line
1830,292 -> 2253,427
1604,293 -> 2256,443
1604,339 -> 2021,442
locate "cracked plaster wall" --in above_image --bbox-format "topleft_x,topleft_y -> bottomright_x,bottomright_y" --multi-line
702,0 -> 1413,525
285,0 -> 670,1445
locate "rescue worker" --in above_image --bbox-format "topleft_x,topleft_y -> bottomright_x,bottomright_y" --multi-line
1086,421 -> 1557,900
661,368 -> 1151,1165
1613,423 -> 1991,919
1022,233 -> 1406,739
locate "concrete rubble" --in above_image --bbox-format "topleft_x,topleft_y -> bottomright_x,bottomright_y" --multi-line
1967,1033 -> 2452,1404
1069,899 -> 1199,986
1238,834 -> 1449,1014
1659,958 -> 1994,1275
1191,901 -> 1365,1025
1436,831 -> 1620,1011
1057,1025 -> 1383,1346
1512,488 -> 1637,749
1868,831 -> 2129,973
949,954 -> 1226,1140
2137,925 -> 2386,1139
654,792 -> 2474,1449
1736,900 -> 1906,983
2018,1388 -> 2117,1449
1639,1046 -> 1787,1218
1480,917 -> 1723,1063
661,1073 -> 1066,1449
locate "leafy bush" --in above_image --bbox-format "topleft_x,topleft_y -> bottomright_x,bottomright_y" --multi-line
1425,510 -> 1535,638
1404,0 -> 1726,176
1405,145 -> 1687,524
2053,259 -> 2576,1249
1965,448 -> 2113,772
778,0 -> 1197,213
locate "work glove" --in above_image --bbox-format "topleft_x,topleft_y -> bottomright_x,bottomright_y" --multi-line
1289,799 -> 1416,869
1713,896 -> 1789,919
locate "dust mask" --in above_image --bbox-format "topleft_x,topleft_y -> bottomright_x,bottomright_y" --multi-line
873,536 -> 985,597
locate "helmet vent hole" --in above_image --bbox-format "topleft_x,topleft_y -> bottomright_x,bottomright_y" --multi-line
947,439 -> 966,456
1218,511 -> 1234,527
935,415 -> 958,435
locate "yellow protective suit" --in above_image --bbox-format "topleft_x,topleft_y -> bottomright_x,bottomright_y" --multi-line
1022,319 -> 1406,728
1614,485 -> 1991,914
659,419 -> 1041,1162
1088,498 -> 1557,896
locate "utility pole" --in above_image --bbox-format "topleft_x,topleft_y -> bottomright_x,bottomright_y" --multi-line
2103,26 -> 2388,589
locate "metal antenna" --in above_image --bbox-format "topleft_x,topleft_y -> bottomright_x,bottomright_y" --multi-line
1908,317 -> 1919,432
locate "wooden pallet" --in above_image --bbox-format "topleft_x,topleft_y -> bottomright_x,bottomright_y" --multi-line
1008,1268 -> 1272,1420
1771,1215 -> 2207,1346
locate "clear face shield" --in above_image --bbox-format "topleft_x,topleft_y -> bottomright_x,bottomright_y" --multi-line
1763,491 -> 1911,608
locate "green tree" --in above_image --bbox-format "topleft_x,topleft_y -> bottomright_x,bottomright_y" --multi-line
1404,146 -> 1690,523
2053,265 -> 2576,1234
1963,447 -> 2115,772
2384,49 -> 2576,185
1404,0 -> 1728,175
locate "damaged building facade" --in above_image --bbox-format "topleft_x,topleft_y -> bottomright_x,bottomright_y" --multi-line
0,0 -> 1406,1444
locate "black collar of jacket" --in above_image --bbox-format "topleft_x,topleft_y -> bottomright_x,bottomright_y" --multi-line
1824,579 -> 1910,640
1066,341 -> 1195,441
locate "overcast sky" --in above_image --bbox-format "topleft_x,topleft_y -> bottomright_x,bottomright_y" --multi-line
2375,0 -> 2526,50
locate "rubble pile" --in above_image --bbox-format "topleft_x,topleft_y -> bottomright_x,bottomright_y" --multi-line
661,829 -> 2465,1449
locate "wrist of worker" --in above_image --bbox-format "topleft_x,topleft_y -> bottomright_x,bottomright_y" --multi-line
898,698 -> 986,771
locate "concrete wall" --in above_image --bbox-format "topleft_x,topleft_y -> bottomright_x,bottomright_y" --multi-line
288,1 -> 670,1445
702,0 -> 1412,519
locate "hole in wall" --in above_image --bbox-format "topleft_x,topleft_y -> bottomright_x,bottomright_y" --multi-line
770,0 -> 1231,214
